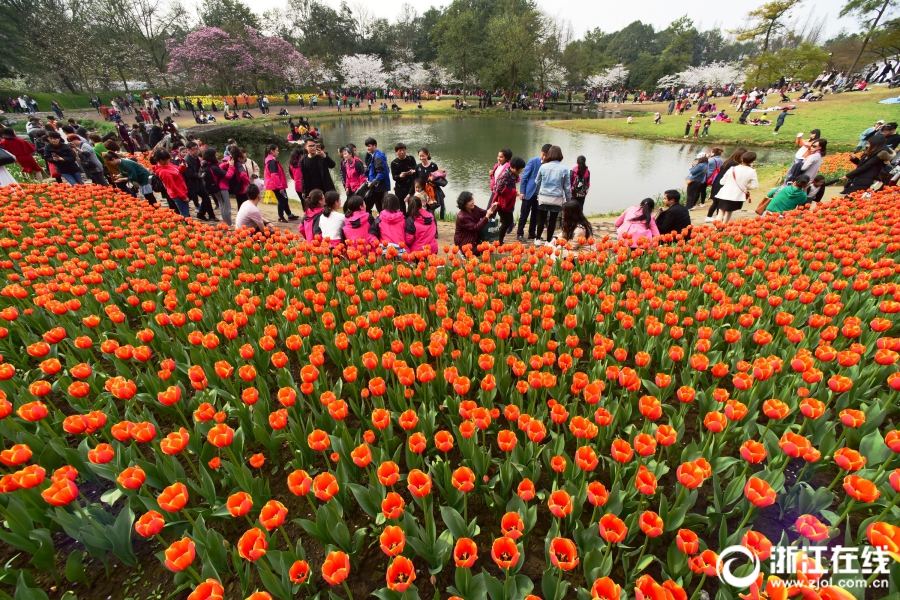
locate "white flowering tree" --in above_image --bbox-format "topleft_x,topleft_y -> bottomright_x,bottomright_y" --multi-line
337,54 -> 387,89
656,62 -> 746,89
389,62 -> 431,88
430,65 -> 454,89
586,64 -> 629,89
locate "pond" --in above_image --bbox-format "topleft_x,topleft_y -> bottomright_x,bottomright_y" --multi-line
255,115 -> 794,214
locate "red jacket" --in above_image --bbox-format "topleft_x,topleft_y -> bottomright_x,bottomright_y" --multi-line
494,168 -> 519,212
154,162 -> 188,199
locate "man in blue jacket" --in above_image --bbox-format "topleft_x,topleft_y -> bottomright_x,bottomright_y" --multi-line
364,137 -> 391,213
517,143 -> 551,242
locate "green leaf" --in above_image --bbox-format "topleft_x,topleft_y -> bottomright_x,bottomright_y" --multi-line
14,571 -> 49,600
440,506 -> 470,539
482,568 -> 505,600
107,504 -> 138,566
28,529 -> 58,582
860,430 -> 892,468
65,552 -> 89,586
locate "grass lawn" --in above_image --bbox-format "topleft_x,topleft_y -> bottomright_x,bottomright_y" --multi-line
548,87 -> 900,151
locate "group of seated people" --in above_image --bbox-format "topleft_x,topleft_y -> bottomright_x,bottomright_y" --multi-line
236,188 -> 440,256
193,112 -> 218,124
223,110 -> 254,120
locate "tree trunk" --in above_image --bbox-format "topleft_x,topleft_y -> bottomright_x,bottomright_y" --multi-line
844,0 -> 891,87
117,66 -> 130,94
60,75 -> 79,95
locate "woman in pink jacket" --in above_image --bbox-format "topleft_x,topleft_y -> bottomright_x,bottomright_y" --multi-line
404,196 -> 438,255
614,198 -> 660,247
342,196 -> 379,247
370,194 -> 407,247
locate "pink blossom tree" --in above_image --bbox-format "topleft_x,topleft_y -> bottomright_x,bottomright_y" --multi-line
168,26 -> 308,93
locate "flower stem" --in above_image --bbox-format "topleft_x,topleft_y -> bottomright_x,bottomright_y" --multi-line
342,580 -> 355,600
688,574 -> 707,600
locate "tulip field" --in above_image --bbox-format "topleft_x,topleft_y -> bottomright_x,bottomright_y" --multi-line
2,182 -> 900,600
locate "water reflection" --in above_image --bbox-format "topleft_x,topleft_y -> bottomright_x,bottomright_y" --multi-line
251,115 -> 792,214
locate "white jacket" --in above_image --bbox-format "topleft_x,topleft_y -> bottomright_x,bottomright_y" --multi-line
716,165 -> 759,202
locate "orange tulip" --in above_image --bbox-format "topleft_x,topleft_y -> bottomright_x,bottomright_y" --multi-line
407,469 -> 431,497
289,560 -> 310,584
454,537 -> 478,568
491,537 -> 519,569
237,527 -> 268,562
744,477 -> 776,508
599,513 -> 627,542
287,470 -> 311,496
382,492 -> 405,519
259,500 -> 287,530
227,492 -> 253,517
676,529 -> 699,554
796,515 -> 829,542
313,472 -> 339,501
549,537 -> 578,570
321,550 -> 350,585
501,511 -> 525,539
158,482 -> 189,512
135,510 -> 165,537
844,475 -> 880,502
590,577 -> 621,600
164,537 -> 196,572
386,555 -> 416,592
548,489 -> 572,518
379,525 -> 406,557
868,522 -> 900,553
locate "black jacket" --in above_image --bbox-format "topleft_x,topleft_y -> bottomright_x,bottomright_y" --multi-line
41,142 -> 79,174
656,204 -> 692,238
183,154 -> 202,192
391,156 -> 417,200
300,153 -> 336,196
843,153 -> 887,192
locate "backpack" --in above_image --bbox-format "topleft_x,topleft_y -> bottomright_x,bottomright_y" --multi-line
573,170 -> 588,197
150,174 -> 165,194
200,162 -> 217,192
228,170 -> 242,194
706,158 -> 722,185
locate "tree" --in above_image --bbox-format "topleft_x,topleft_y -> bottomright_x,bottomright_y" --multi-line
840,0 -> 899,83
433,0 -> 488,98
656,62 -> 746,88
337,54 -> 387,88
483,0 -> 541,96
168,27 -> 308,93
200,0 -> 259,33
735,0 -> 804,54
586,64 -> 629,89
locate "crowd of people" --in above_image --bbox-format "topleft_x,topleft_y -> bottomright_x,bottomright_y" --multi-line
1,85 -> 899,254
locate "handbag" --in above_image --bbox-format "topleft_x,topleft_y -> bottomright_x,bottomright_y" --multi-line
0,148 -> 15,167
755,197 -> 771,216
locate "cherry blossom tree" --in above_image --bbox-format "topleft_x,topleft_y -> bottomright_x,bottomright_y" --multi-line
655,62 -> 746,89
167,26 -> 308,93
337,54 -> 387,89
586,64 -> 629,89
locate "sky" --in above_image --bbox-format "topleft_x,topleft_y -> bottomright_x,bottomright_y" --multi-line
243,0 -> 860,41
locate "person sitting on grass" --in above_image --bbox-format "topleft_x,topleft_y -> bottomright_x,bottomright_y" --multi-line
235,184 -> 275,234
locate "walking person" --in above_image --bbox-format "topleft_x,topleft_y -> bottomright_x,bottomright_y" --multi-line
713,152 -> 758,223
264,144 -> 299,223
570,155 -> 590,209
773,107 -> 794,134
699,147 -> 723,207
184,142 -> 216,220
517,144 -> 550,242
288,147 -> 304,203
705,148 -> 746,223
532,146 -> 571,245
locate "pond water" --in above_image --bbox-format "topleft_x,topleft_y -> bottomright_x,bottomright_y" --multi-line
255,115 -> 793,214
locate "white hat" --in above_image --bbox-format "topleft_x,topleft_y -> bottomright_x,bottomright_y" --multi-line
877,120 -> 885,124
696,152 -> 707,159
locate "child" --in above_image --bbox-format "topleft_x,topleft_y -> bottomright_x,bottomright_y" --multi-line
152,148 -> 191,217
318,191 -> 345,247
299,189 -> 324,241
369,193 -> 407,248
404,196 -> 438,255
653,112 -> 661,125
412,178 -> 429,205
342,195 -> 378,247
806,175 -> 827,203
494,156 -> 525,245
684,119 -> 692,138
692,119 -> 702,139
